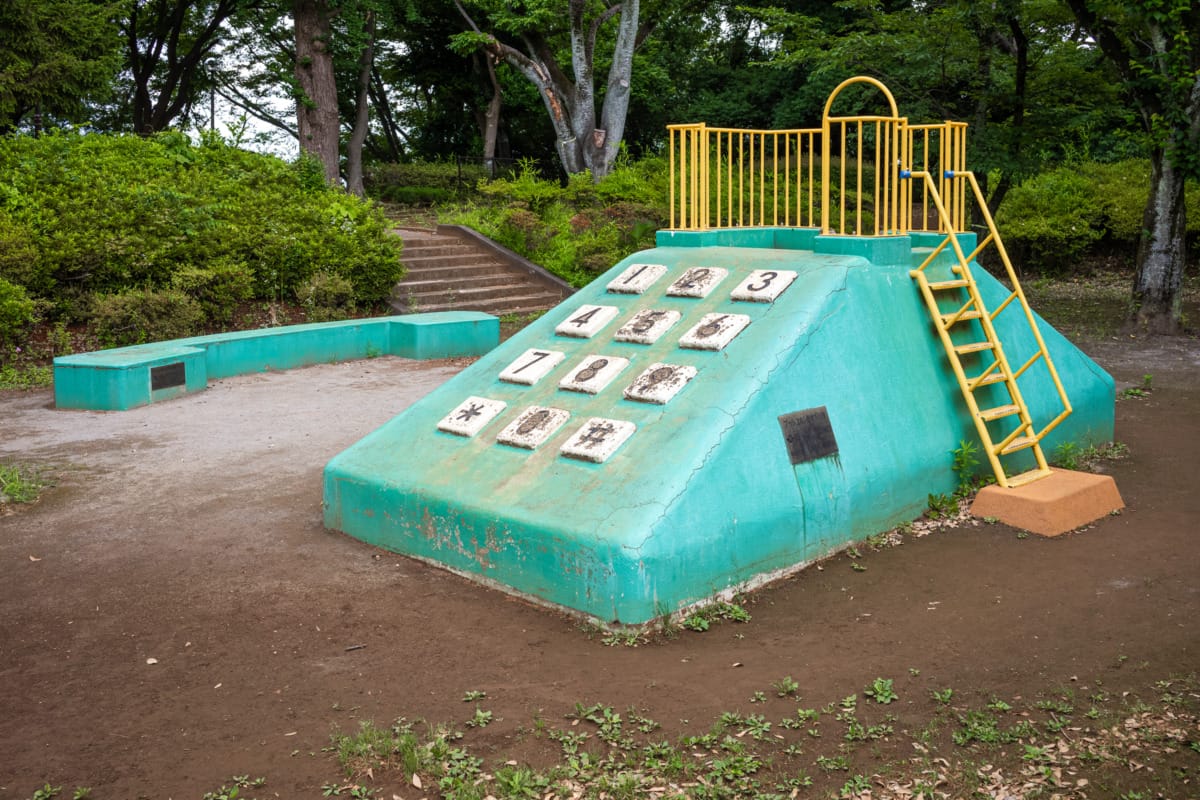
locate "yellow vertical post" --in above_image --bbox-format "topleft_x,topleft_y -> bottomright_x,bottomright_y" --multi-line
669,128 -> 676,229
855,120 -> 863,235
839,123 -> 847,234
726,131 -> 733,227
806,133 -> 814,227
784,133 -> 791,226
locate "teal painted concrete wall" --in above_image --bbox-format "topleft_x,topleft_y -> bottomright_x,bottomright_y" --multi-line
53,312 -> 499,411
323,230 -> 1115,624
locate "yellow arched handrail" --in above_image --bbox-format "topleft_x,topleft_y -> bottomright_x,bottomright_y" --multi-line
821,75 -> 899,120
821,76 -> 903,235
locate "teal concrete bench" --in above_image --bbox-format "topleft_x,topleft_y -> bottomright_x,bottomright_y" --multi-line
53,311 -> 499,411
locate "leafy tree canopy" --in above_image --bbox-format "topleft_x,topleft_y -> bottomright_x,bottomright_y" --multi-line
0,0 -> 123,132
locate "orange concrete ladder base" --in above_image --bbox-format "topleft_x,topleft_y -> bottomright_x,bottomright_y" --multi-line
969,468 -> 1125,537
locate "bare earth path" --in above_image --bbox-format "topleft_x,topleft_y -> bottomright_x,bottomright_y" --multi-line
1,339 -> 1197,798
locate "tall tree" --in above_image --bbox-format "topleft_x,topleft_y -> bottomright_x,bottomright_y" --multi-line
0,0 -> 122,133
294,0 -> 341,183
122,0 -> 248,133
344,7 -> 376,195
1066,0 -> 1199,334
450,0 -> 668,179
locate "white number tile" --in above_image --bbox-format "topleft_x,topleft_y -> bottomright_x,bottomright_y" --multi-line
437,396 -> 508,437
606,263 -> 667,294
558,355 -> 630,394
496,406 -> 571,450
678,313 -> 751,351
498,348 -> 565,385
731,269 -> 798,302
623,363 -> 698,405
613,309 -> 682,344
665,267 -> 728,298
559,418 -> 637,463
554,304 -> 620,338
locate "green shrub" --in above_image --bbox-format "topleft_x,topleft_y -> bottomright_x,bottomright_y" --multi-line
0,210 -> 41,292
997,159 -> 1200,272
170,259 -> 255,323
89,288 -> 205,347
440,159 -> 669,287
365,160 -> 492,199
0,131 -> 404,317
998,169 -> 1104,271
296,270 -> 356,322
1089,160 -> 1151,242
0,277 -> 36,349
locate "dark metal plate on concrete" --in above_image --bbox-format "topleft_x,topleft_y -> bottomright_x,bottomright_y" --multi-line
150,362 -> 186,391
779,407 -> 838,465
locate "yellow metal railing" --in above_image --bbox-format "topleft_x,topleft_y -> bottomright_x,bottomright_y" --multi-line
667,76 -> 970,235
668,125 -> 822,230
908,169 -> 1072,487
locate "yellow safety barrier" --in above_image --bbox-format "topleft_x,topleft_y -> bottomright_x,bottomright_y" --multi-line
667,76 -> 970,236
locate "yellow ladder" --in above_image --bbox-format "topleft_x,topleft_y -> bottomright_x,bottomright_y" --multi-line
908,170 -> 1072,489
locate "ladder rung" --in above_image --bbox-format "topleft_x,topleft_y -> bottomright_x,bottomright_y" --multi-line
1000,435 -> 1039,455
1005,468 -> 1053,488
955,341 -> 994,354
979,404 -> 1020,420
929,279 -> 969,290
971,373 -> 1007,387
941,310 -> 982,324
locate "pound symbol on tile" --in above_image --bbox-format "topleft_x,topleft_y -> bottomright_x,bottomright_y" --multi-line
578,421 -> 616,447
575,358 -> 610,383
456,402 -> 484,422
517,409 -> 552,435
696,314 -> 729,338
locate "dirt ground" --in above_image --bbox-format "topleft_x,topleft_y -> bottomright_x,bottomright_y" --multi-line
1,336 -> 1198,799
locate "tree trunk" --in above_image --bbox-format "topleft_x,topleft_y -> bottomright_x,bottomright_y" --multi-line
1130,149 -> 1188,334
481,55 -> 503,178
345,9 -> 376,197
591,0 -> 638,179
294,0 -> 340,185
471,0 -> 642,181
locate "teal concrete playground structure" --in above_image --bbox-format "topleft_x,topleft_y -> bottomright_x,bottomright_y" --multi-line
53,312 -> 499,411
322,228 -> 1116,625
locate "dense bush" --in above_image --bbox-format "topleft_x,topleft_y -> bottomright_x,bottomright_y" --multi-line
0,277 -> 35,349
89,288 -> 205,347
0,131 -> 404,318
295,270 -> 356,322
170,259 -> 255,323
440,159 -> 669,286
365,160 -> 494,203
998,159 -> 1200,272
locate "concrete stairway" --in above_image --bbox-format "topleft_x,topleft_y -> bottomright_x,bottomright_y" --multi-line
390,226 -> 573,316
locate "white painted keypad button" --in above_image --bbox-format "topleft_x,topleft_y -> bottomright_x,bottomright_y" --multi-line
437,396 -> 508,437
666,267 -> 728,298
614,309 -> 682,344
496,406 -> 570,450
679,313 -> 752,351
607,263 -> 667,294
623,363 -> 698,404
555,304 -> 621,338
731,269 -> 798,302
499,348 -> 566,385
559,355 -> 630,394
559,418 -> 636,463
